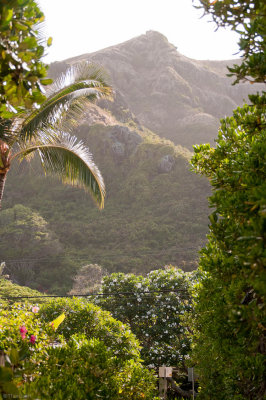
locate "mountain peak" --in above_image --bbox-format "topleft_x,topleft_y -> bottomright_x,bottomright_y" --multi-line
115,30 -> 178,56
144,30 -> 169,43
49,31 -> 262,149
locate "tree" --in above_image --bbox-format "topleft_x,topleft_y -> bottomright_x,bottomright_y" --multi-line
0,62 -> 112,209
190,2 -> 266,398
32,298 -> 158,399
69,264 -> 108,295
0,0 -> 113,210
191,94 -> 265,399
0,204 -> 77,293
0,0 -> 52,118
196,0 -> 266,84
95,268 -> 196,391
95,268 -> 200,398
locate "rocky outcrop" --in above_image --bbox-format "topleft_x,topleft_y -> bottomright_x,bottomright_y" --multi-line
158,155 -> 175,173
108,125 -> 142,159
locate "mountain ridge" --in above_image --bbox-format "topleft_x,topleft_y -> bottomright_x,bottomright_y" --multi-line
49,30 -> 262,148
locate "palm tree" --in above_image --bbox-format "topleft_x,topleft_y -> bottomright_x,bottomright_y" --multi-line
0,62 -> 112,210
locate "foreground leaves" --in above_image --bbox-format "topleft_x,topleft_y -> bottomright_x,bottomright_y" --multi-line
191,93 -> 266,399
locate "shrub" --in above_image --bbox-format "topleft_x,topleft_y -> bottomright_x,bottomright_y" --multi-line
27,333 -> 157,400
0,298 -> 158,399
95,267 -> 195,368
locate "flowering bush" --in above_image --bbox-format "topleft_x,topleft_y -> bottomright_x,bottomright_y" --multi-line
0,301 -> 55,397
0,298 -> 158,399
94,267 -> 195,368
0,301 -> 52,352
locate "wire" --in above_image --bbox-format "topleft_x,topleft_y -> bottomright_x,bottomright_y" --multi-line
2,289 -> 191,300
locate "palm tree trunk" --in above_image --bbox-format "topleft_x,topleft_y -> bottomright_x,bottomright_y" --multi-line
0,173 -> 7,210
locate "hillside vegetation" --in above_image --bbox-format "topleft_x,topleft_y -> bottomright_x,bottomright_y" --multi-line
3,31 -> 259,293
3,121 -> 209,293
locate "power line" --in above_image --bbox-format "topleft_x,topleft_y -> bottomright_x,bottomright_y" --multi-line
2,289 -> 190,300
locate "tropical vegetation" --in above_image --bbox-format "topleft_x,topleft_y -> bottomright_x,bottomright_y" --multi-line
197,0 -> 266,84
190,0 -> 266,398
95,267 -> 199,398
0,1 -> 113,211
2,126 -> 209,292
0,0 -> 51,118
0,297 -> 158,399
0,61 -> 112,210
1,0 -> 265,399
95,267 -> 194,369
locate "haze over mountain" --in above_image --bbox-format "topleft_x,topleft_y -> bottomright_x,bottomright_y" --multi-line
2,32 -> 262,293
49,30 -> 261,148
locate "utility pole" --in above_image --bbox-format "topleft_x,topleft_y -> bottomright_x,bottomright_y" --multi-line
188,367 -> 196,399
159,366 -> 172,399
0,350 -> 5,366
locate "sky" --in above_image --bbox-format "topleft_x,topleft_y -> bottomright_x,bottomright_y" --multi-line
38,0 -> 240,63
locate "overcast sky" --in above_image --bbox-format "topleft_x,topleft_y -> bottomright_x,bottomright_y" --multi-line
38,0 -> 240,63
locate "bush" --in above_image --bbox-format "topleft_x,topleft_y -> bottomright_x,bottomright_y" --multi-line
39,298 -> 142,363
0,298 -> 158,399
0,302 -> 55,397
191,94 -> 266,399
27,333 -> 157,400
95,267 -> 195,368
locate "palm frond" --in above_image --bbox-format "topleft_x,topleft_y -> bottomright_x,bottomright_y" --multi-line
12,132 -> 105,209
34,20 -> 49,49
47,62 -> 111,96
19,62 -> 113,142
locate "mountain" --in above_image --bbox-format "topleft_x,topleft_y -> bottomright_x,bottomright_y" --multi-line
48,30 -> 262,148
2,32 -> 261,293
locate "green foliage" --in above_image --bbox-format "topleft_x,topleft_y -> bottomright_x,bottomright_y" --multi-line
0,0 -> 51,119
0,204 -> 76,293
0,62 -> 112,210
95,267 -> 195,368
191,93 -> 266,399
27,333 -> 157,400
33,298 -> 158,399
0,301 -> 57,398
0,298 -> 158,399
39,298 -> 142,362
197,0 -> 266,84
0,277 -> 41,301
4,124 -> 209,292
0,302 -> 51,352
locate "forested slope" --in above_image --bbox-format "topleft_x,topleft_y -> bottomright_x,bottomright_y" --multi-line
3,31 -> 260,293
3,120 -> 209,293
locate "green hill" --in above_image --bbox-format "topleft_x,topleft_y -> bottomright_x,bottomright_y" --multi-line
2,121 -> 209,293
